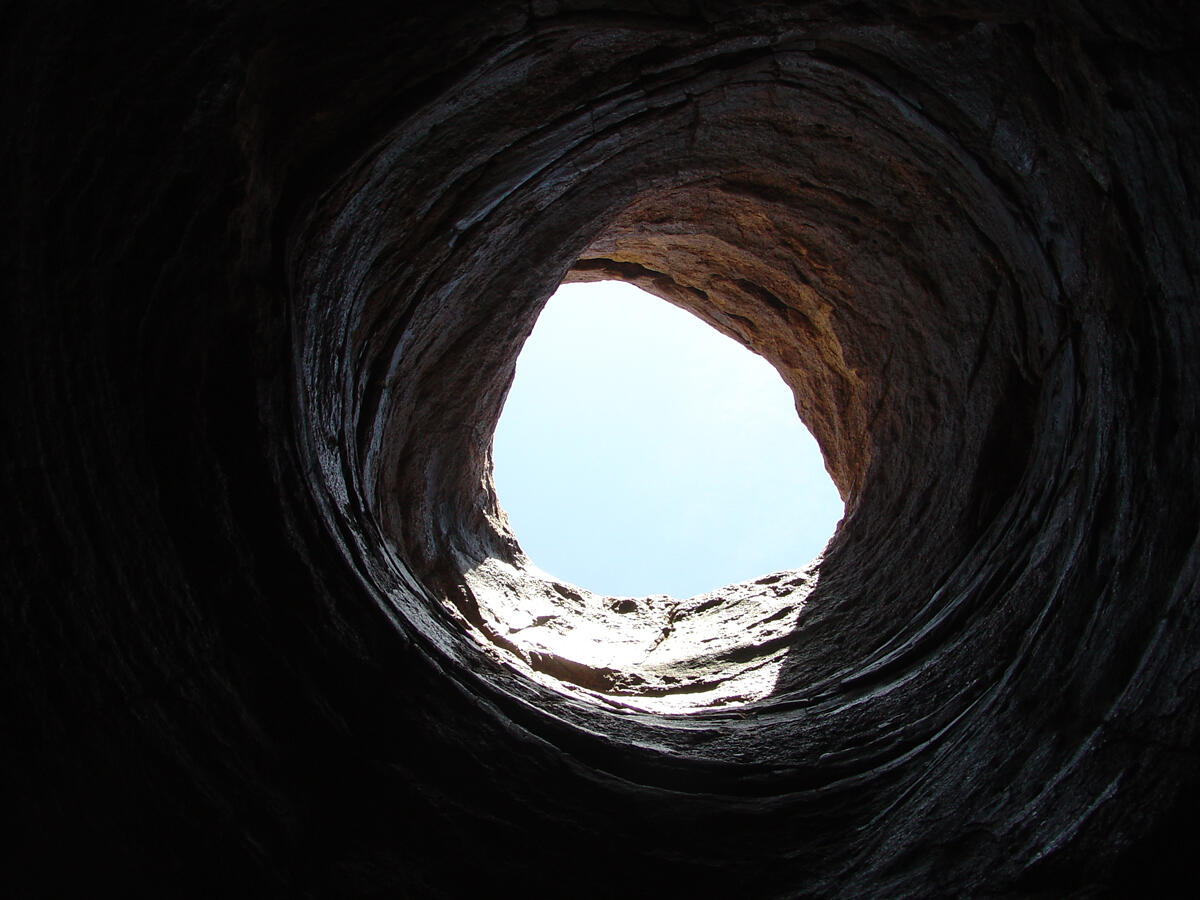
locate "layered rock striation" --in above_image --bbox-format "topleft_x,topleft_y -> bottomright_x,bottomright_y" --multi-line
4,2 -> 1198,896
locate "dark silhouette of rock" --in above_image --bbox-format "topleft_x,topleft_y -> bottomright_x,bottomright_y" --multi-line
4,2 -> 1198,896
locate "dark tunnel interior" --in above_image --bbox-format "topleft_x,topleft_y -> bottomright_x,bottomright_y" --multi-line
4,2 -> 1199,896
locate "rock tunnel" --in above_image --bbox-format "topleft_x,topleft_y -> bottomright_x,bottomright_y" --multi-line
4,2 -> 1199,896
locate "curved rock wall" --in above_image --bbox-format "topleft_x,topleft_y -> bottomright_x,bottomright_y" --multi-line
5,2 -> 1198,896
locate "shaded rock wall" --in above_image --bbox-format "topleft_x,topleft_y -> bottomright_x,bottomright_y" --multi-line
4,2 -> 1198,896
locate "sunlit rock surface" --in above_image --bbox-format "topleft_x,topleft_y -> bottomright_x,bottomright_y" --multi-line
460,556 -> 820,712
4,2 -> 1198,897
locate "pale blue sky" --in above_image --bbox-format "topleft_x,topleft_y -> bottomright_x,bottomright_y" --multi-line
492,281 -> 844,599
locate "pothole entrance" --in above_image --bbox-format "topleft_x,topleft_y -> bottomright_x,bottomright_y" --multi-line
459,280 -> 844,713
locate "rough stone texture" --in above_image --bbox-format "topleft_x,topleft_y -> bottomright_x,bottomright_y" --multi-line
459,556 -> 823,711
3,1 -> 1199,897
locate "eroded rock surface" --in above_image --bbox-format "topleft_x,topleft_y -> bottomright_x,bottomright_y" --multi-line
4,2 -> 1199,897
460,556 -> 821,711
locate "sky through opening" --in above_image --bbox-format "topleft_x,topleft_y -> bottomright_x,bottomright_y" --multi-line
492,280 -> 844,598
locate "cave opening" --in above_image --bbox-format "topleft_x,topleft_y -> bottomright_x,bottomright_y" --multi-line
9,3 -> 1196,895
451,277 -> 846,713
491,279 -> 844,599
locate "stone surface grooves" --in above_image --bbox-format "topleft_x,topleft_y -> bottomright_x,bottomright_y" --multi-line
3,2 -> 1198,898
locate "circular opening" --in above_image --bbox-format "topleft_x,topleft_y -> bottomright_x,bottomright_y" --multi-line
493,280 -> 844,597
452,280 -> 845,713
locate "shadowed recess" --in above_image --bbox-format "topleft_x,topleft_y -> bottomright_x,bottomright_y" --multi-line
4,2 -> 1199,897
